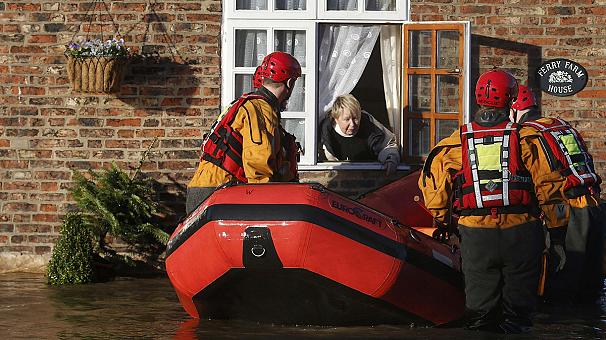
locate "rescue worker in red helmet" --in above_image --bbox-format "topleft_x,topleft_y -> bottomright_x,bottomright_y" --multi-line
186,52 -> 302,214
419,69 -> 569,333
511,84 -> 604,304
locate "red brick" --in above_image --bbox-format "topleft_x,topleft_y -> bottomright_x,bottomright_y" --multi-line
35,246 -> 52,255
11,86 -> 45,95
3,203 -> 37,212
40,204 -> 58,212
6,3 -> 41,11
27,35 -> 57,43
577,90 -> 606,99
560,17 -> 588,25
137,129 -> 165,137
106,118 -> 142,127
10,46 -> 45,54
32,214 -> 60,223
111,2 -> 147,12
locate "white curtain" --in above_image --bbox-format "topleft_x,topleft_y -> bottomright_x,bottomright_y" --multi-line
318,25 -> 380,119
236,0 -> 268,10
327,0 -> 357,10
275,0 -> 306,10
380,25 -> 402,141
366,0 -> 395,10
235,30 -> 267,68
238,0 -> 307,10
275,30 -> 306,112
327,0 -> 394,11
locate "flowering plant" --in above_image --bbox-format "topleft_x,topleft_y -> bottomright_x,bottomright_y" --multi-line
66,37 -> 130,58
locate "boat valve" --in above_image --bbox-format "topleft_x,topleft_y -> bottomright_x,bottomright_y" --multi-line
251,244 -> 266,257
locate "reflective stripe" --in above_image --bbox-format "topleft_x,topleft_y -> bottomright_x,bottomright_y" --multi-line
462,127 -> 517,134
473,136 -> 504,144
551,130 -> 584,185
525,118 -> 599,189
457,121 -> 533,214
502,122 -> 513,206
482,194 -> 503,201
466,123 -> 484,208
567,126 -> 599,183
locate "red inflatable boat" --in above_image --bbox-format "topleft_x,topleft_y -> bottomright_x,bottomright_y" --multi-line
166,181 -> 465,326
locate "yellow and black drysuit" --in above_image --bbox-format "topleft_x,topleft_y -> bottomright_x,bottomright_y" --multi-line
186,87 -> 297,214
419,116 -> 569,332
521,115 -> 604,303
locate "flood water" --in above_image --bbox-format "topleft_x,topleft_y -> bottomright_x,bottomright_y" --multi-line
1,273 -> 604,339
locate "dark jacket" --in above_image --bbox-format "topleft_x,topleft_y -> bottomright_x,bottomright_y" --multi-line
319,111 -> 400,163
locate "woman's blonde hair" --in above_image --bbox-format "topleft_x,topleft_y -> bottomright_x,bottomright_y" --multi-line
330,94 -> 361,120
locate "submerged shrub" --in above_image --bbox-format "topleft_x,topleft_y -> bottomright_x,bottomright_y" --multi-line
70,162 -> 169,255
47,141 -> 170,285
47,212 -> 94,285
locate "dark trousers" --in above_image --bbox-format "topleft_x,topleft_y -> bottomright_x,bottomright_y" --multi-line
546,204 -> 606,303
185,187 -> 216,215
459,221 -> 544,330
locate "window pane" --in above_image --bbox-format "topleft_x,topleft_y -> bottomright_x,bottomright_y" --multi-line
235,74 -> 254,98
235,30 -> 267,67
409,74 -> 431,113
365,0 -> 395,11
236,0 -> 268,10
409,31 -> 431,68
437,30 -> 459,69
436,119 -> 459,144
281,118 -> 306,153
436,75 -> 459,113
327,0 -> 357,10
275,0 -> 306,10
274,30 -> 306,67
409,118 -> 430,157
284,75 -> 305,112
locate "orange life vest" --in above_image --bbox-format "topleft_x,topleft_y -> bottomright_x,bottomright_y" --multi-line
278,127 -> 300,181
200,93 -> 266,183
454,121 -> 534,217
523,118 -> 600,197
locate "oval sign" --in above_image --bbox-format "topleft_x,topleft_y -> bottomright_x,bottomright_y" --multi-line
536,58 -> 588,97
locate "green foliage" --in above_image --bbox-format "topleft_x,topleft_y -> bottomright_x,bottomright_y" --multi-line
47,213 -> 94,285
47,142 -> 170,285
70,162 -> 169,254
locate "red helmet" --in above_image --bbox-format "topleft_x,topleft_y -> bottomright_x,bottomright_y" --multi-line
260,51 -> 302,83
475,69 -> 518,108
511,85 -> 538,111
253,66 -> 263,89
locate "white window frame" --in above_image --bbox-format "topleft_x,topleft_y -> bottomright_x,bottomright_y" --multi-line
317,0 -> 409,21
221,3 -> 470,170
224,1 -> 317,20
221,20 -> 317,164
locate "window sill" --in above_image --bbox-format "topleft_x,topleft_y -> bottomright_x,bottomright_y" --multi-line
298,162 -> 411,171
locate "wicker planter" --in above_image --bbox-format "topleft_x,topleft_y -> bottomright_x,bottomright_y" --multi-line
66,55 -> 127,94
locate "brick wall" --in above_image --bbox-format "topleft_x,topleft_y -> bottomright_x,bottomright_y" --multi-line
0,0 -> 222,260
1,0 -> 605,262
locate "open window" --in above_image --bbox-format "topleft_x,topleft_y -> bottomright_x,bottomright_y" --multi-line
221,4 -> 469,168
403,23 -> 471,162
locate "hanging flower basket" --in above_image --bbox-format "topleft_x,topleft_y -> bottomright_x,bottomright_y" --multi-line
65,38 -> 130,94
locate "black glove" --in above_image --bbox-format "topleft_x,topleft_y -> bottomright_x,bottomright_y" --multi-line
432,219 -> 449,241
